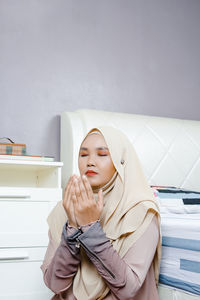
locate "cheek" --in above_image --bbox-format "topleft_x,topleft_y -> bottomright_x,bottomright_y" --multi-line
103,160 -> 115,178
78,159 -> 84,175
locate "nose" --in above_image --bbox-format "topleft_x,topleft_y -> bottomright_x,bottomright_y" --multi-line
87,155 -> 96,167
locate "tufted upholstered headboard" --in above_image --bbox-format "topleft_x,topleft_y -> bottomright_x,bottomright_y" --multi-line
61,109 -> 200,192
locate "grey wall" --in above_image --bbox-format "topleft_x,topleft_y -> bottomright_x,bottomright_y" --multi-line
1,0 -> 200,160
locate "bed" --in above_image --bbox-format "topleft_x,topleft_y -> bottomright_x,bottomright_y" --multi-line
60,109 -> 200,300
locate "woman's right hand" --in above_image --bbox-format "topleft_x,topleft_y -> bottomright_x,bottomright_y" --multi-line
63,175 -> 77,228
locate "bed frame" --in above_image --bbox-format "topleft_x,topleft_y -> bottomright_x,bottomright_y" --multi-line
61,109 -> 200,300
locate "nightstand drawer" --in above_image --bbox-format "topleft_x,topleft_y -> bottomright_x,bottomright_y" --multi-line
0,247 -> 53,300
0,199 -> 61,247
0,187 -> 62,201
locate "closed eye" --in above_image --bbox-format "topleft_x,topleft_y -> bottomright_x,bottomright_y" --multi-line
80,154 -> 107,157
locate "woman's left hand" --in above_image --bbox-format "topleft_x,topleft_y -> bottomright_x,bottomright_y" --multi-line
72,175 -> 104,226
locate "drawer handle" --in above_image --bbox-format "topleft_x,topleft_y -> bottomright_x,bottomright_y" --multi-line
0,250 -> 29,260
0,195 -> 31,199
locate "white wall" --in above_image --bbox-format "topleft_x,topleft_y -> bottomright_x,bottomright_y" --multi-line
0,0 -> 200,160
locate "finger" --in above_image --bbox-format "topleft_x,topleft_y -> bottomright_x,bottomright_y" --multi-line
63,176 -> 72,205
82,175 -> 93,200
63,176 -> 73,206
78,177 -> 88,202
65,175 -> 77,195
71,182 -> 78,208
97,189 -> 104,211
64,175 -> 73,194
74,178 -> 82,207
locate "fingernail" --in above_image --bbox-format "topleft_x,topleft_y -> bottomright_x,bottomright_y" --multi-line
82,175 -> 86,179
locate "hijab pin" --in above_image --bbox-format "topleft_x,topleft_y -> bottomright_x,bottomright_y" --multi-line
121,159 -> 125,165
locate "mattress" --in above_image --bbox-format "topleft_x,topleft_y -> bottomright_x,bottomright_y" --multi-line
152,187 -> 200,296
158,284 -> 200,300
160,213 -> 200,295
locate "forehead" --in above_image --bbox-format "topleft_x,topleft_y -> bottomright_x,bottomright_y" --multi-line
81,133 -> 107,148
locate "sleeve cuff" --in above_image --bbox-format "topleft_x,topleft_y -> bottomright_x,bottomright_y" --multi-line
61,222 -> 82,254
80,220 -> 99,232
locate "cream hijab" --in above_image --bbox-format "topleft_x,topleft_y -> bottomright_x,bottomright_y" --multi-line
47,126 -> 161,300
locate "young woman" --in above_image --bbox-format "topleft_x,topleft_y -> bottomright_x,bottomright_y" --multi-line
41,126 -> 161,300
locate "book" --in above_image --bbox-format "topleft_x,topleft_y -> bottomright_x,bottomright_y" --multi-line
0,154 -> 54,162
0,141 -> 26,155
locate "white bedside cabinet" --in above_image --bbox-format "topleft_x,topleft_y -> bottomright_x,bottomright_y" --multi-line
0,159 -> 63,300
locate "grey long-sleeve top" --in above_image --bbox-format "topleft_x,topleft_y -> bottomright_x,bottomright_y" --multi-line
41,217 -> 159,300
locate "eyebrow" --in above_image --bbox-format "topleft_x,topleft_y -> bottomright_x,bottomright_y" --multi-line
80,147 -> 109,151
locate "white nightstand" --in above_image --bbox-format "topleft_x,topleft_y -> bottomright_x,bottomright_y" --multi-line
0,159 -> 63,300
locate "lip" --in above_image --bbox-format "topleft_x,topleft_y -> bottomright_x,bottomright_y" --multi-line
85,170 -> 98,176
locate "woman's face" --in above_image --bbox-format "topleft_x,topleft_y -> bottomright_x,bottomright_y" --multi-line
78,133 -> 116,189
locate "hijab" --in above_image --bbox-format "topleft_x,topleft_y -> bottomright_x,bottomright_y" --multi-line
47,126 -> 161,300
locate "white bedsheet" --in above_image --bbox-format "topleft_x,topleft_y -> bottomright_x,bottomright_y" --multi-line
158,284 -> 200,300
159,213 -> 200,295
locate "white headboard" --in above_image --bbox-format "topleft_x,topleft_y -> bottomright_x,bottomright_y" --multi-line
61,109 -> 200,192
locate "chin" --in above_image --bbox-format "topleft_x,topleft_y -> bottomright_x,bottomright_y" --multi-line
88,178 -> 98,186
87,178 -> 101,189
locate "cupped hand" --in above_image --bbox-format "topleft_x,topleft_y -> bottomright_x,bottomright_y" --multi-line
63,175 -> 78,228
72,175 -> 104,226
